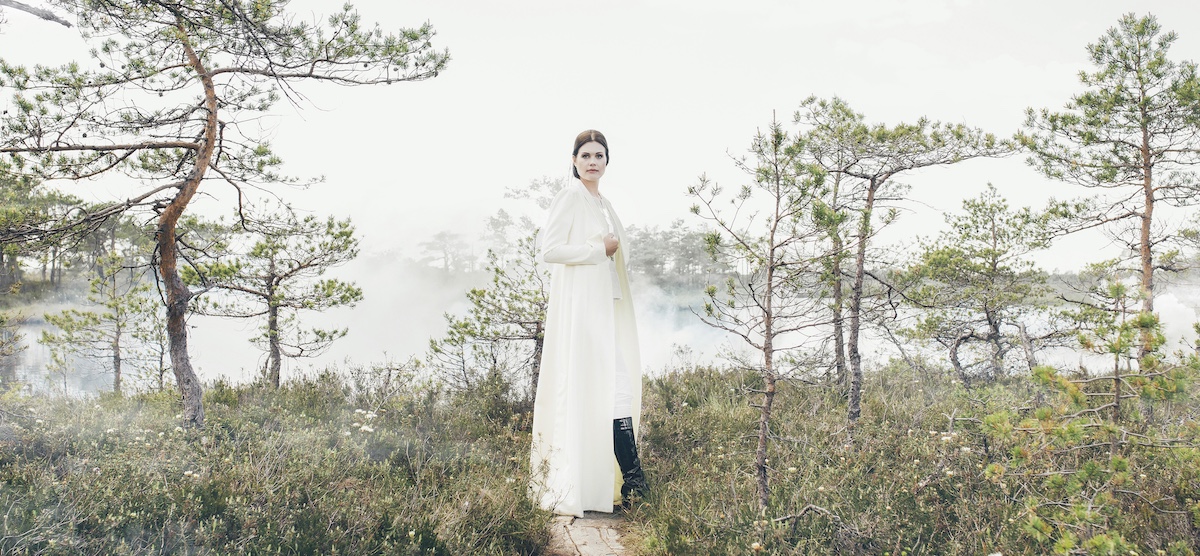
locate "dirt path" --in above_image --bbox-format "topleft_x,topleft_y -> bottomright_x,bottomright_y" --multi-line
546,512 -> 626,556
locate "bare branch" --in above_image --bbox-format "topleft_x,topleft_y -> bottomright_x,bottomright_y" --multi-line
0,0 -> 71,27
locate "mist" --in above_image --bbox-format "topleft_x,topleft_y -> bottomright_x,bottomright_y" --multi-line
8,227 -> 1200,394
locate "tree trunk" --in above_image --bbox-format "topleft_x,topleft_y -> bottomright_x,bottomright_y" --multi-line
157,347 -> 166,392
987,311 -> 1002,381
112,333 -> 122,395
755,271 -> 776,510
831,232 -> 847,389
1138,132 -> 1154,360
530,321 -> 544,403
110,231 -> 121,394
163,257 -> 203,426
160,21 -> 218,428
949,331 -> 971,387
49,245 -> 58,289
267,296 -> 281,388
755,162 -> 784,511
1111,348 -> 1121,456
829,174 -> 847,389
1017,323 -> 1038,371
847,181 -> 876,422
3,251 -> 18,286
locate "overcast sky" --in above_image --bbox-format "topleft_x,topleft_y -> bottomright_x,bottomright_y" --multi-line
4,1 -> 1200,380
6,1 -> 1200,265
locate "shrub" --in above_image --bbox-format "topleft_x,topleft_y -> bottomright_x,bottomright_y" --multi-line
626,361 -> 1200,555
0,368 -> 552,555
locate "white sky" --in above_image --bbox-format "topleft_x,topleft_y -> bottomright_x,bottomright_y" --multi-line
5,1 -> 1200,380
5,0 -> 1199,264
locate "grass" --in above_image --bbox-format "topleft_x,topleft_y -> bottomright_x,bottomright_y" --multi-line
0,366 -> 548,555
1,358 -> 1198,555
627,361 -> 1200,555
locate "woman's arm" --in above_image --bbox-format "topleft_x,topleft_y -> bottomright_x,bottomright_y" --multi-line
540,189 -> 608,265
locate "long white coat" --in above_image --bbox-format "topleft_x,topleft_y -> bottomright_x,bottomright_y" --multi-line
530,182 -> 642,517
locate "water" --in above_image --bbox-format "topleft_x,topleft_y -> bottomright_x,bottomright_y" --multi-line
3,322 -> 112,396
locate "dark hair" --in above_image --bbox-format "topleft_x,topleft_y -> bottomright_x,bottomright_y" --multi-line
572,129 -> 609,179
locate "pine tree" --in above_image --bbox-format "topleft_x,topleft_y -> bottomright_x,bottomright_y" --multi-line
1,1 -> 447,425
190,202 -> 361,388
1019,13 -> 1200,357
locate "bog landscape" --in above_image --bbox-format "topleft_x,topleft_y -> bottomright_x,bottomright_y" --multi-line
1,1 -> 1199,554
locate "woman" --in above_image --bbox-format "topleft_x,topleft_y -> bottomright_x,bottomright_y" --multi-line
530,130 -> 648,516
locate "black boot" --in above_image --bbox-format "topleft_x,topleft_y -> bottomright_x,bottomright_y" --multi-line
613,417 -> 648,507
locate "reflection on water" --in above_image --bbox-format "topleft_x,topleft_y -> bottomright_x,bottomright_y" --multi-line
1,323 -> 111,396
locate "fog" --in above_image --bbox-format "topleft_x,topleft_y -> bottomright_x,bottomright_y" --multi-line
11,244 -> 1200,395
112,245 -> 733,388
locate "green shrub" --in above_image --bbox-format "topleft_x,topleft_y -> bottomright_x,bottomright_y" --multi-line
626,361 -> 1200,555
0,367 -> 551,555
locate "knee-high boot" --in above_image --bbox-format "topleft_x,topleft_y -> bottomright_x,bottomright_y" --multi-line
613,417 -> 648,504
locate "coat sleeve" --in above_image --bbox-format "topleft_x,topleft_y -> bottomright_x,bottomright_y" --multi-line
541,189 -> 608,265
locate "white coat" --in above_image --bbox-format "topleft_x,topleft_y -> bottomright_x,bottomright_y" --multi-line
529,182 -> 642,517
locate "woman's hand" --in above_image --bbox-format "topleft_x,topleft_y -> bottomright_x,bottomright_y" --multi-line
604,233 -> 619,257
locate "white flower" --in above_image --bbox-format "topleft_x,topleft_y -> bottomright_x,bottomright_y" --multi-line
343,431 -> 352,437
174,426 -> 184,433
505,477 -> 516,484
35,419 -> 43,424
408,530 -> 416,539
817,486 -> 825,492
105,428 -> 116,434
355,409 -> 365,414
681,401 -> 688,407
960,447 -> 971,453
175,414 -> 182,419
787,467 -> 797,474
359,425 -> 375,433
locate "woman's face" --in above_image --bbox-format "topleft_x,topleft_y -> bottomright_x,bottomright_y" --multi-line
573,141 -> 607,182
